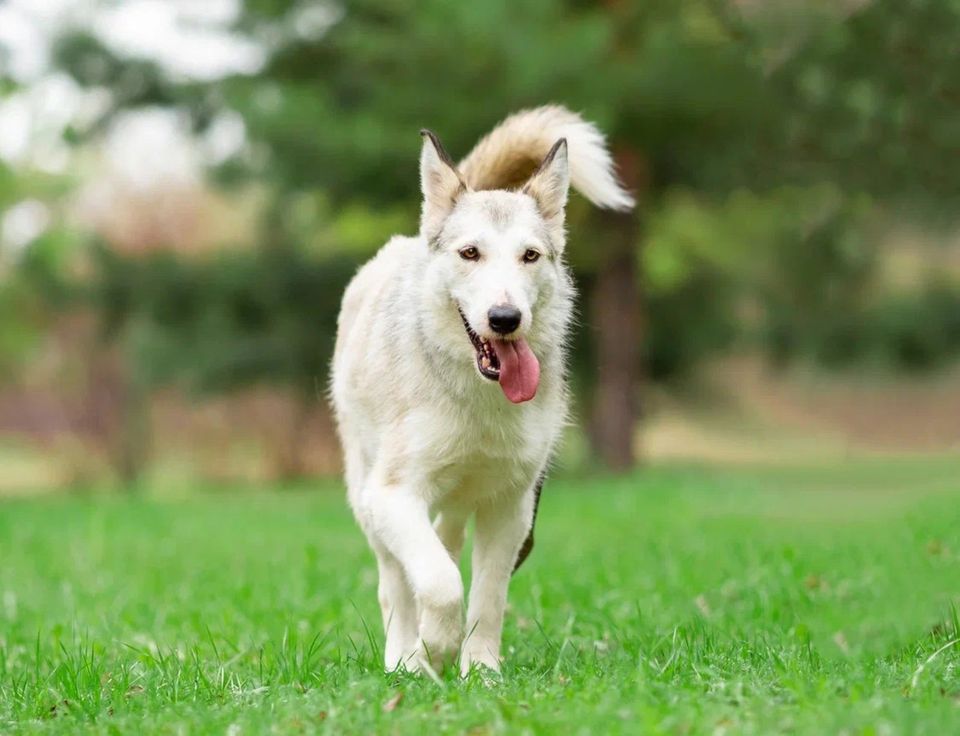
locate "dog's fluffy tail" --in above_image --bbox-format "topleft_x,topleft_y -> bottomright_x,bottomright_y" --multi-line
458,105 -> 635,211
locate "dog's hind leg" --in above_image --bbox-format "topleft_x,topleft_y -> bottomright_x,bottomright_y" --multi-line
460,486 -> 535,676
434,510 -> 467,564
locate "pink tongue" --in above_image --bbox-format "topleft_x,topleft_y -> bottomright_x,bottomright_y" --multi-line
491,338 -> 540,403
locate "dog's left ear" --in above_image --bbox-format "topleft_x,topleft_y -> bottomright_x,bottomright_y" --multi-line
523,138 -> 569,237
420,129 -> 467,244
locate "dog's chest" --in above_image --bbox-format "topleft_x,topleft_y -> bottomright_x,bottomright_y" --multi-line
407,396 -> 556,502
430,457 -> 533,512
436,392 -> 550,453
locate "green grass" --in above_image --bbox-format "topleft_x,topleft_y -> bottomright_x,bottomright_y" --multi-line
2,459 -> 960,734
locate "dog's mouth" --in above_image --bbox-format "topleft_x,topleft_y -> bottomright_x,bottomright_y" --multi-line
457,306 -> 540,403
459,307 -> 501,381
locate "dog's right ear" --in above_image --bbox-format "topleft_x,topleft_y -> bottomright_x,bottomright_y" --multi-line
523,138 -> 569,243
420,129 -> 467,244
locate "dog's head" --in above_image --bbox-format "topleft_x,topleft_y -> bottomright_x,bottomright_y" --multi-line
418,130 -> 572,404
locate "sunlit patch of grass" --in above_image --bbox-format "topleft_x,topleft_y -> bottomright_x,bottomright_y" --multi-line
1,459 -> 959,733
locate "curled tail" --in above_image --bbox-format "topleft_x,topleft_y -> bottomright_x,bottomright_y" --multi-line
458,105 -> 635,211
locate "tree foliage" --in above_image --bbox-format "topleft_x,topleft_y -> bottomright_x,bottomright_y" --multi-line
91,245 -> 361,398
27,0 -> 960,471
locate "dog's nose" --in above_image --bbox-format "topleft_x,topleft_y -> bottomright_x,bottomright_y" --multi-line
488,305 -> 522,335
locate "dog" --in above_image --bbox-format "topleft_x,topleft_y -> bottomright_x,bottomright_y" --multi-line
331,105 -> 633,676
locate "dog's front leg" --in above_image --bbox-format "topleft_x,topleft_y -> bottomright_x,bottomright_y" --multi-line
373,545 -> 420,671
369,484 -> 464,672
461,488 -> 535,676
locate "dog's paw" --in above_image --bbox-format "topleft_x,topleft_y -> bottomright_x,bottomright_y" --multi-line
418,614 -> 463,670
459,641 -> 502,679
383,644 -> 420,674
415,572 -> 463,671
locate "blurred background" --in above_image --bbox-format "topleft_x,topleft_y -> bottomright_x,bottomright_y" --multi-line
1,0 -> 958,494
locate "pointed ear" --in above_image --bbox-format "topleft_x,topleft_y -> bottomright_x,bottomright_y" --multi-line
523,138 -> 569,232
419,129 -> 466,243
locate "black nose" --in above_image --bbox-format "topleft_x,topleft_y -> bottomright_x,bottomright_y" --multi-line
488,305 -> 522,335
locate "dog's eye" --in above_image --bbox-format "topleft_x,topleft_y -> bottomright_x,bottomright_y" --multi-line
459,246 -> 480,261
522,248 -> 541,263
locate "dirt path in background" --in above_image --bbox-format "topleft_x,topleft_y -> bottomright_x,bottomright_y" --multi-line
643,356 -> 960,464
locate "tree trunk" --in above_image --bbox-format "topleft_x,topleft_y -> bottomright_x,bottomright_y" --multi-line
275,393 -> 313,481
91,341 -> 149,492
116,373 -> 149,490
588,209 -> 642,471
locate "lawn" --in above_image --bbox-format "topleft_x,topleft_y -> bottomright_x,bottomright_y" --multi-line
1,459 -> 959,734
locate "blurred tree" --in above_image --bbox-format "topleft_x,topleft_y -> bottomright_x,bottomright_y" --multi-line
49,0 -> 764,470
0,160 -> 78,377
762,0 -> 960,205
46,0 -> 960,474
643,185 -> 878,371
218,0 -> 773,470
90,243 -> 361,479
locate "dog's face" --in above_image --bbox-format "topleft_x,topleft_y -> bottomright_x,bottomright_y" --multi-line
418,132 -> 571,403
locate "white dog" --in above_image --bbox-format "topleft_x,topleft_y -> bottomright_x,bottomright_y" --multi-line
331,105 -> 633,676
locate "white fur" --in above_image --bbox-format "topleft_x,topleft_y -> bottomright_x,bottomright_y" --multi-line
331,105 -> 632,676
